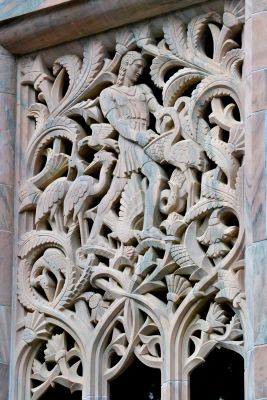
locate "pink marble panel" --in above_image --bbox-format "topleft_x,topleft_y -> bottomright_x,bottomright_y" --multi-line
0,363 -> 9,400
246,241 -> 267,345
245,349 -> 255,400
245,243 -> 255,352
244,111 -> 267,243
0,231 -> 12,306
251,12 -> 267,71
0,93 -> 15,186
0,184 -> 14,232
251,69 -> 267,113
246,0 -> 267,16
0,54 -> 16,95
0,306 -> 10,364
244,75 -> 252,116
244,16 -> 252,78
252,344 -> 267,399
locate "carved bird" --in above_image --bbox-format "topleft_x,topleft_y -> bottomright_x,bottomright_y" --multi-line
160,168 -> 187,215
166,139 -> 208,207
104,174 -> 145,245
64,151 -> 117,245
78,123 -> 119,153
35,177 -> 71,232
30,248 -> 66,301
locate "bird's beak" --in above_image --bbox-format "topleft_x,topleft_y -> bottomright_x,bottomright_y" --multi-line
84,157 -> 101,174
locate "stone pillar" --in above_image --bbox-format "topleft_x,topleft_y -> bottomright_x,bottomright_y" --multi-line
244,1 -> 267,399
0,46 -> 15,400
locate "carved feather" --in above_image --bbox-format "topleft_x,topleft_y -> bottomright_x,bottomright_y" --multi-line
119,174 -> 144,230
35,177 -> 71,225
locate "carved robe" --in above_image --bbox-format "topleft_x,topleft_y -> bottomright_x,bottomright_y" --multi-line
100,83 -> 155,178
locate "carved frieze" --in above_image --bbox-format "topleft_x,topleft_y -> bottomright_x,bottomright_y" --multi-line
16,1 -> 245,398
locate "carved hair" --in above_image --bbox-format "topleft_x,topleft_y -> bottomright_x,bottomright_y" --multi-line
116,51 -> 144,86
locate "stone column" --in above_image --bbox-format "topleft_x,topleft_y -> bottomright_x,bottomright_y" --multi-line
244,1 -> 267,399
0,46 -> 15,400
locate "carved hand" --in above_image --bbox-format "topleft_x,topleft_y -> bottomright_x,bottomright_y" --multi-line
137,129 -> 158,147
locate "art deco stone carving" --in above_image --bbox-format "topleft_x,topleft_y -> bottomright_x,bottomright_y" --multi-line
16,1 -> 245,398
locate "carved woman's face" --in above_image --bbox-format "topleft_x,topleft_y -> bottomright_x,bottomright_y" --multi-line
125,59 -> 144,83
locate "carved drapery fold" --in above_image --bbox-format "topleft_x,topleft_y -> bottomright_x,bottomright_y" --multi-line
16,1 -> 245,398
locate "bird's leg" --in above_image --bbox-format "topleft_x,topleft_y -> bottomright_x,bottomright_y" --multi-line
53,207 -> 66,234
88,177 -> 126,245
141,160 -> 168,239
184,168 -> 200,208
78,212 -> 89,246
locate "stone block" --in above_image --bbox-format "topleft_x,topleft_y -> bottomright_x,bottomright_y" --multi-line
0,184 -> 13,232
246,241 -> 267,346
0,231 -> 12,306
0,306 -> 11,364
244,111 -> 267,243
0,93 -> 15,186
251,12 -> 267,71
0,55 -> 16,95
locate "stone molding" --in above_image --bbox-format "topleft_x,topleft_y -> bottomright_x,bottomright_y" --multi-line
0,0 -> 211,55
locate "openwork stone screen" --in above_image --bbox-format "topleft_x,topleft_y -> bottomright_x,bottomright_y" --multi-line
15,1 -> 245,398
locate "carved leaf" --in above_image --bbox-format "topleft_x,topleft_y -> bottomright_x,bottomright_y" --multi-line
18,230 -> 65,259
163,15 -> 188,59
150,54 -> 179,89
53,54 -> 82,100
187,13 -> 221,54
163,68 -> 206,107
117,174 -> 145,240
80,40 -> 105,89
27,103 -> 49,133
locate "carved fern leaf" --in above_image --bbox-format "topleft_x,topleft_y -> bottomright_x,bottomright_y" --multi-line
27,103 -> 49,133
150,54 -> 179,89
119,174 -> 144,229
187,12 -> 221,54
116,29 -> 136,54
53,54 -> 82,99
204,136 -> 240,189
201,171 -> 236,207
80,40 -> 105,89
184,199 -> 226,224
19,230 -> 65,259
221,48 -> 244,78
163,68 -> 206,107
163,15 -> 188,59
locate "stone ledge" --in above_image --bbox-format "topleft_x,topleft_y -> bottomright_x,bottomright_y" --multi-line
0,0 -> 210,55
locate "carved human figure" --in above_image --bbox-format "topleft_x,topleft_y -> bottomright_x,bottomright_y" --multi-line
88,51 -> 168,243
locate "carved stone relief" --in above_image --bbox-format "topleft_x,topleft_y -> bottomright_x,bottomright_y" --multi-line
15,1 -> 245,398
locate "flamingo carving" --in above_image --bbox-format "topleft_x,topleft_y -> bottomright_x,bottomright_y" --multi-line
35,177 -> 71,232
64,151 -> 117,245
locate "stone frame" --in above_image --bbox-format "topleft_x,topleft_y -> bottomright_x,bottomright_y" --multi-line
0,0 -> 265,399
